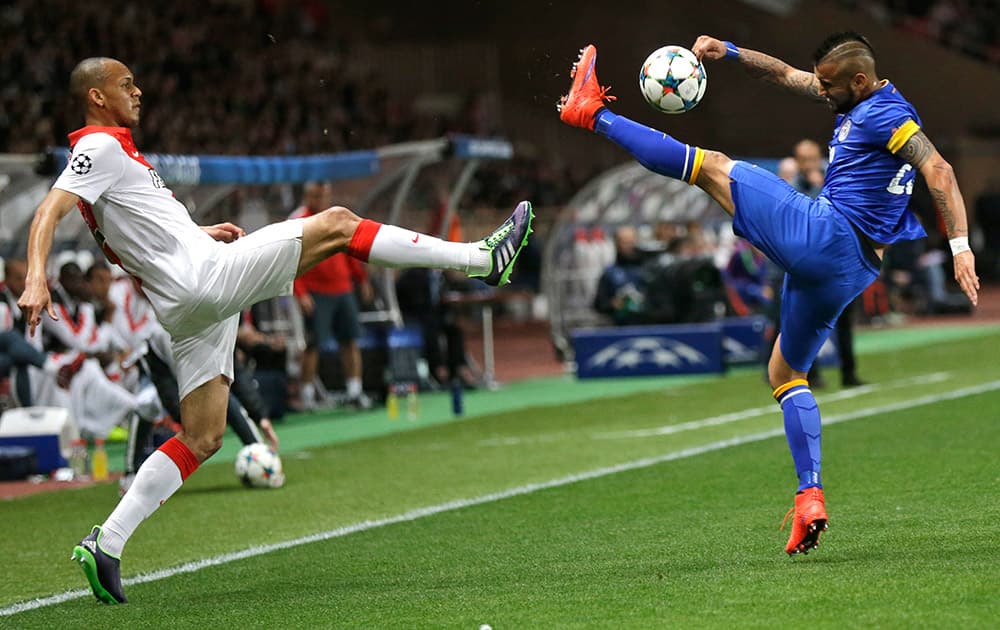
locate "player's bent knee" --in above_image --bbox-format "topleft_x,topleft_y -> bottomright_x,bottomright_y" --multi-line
318,206 -> 361,242
693,150 -> 737,213
177,428 -> 225,461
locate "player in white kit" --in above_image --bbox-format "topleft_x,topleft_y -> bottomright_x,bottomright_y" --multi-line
18,57 -> 534,604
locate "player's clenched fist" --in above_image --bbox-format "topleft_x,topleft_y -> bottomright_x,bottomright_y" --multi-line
691,36 -> 728,61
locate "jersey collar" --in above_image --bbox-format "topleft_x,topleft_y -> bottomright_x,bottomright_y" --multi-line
68,125 -> 135,149
67,125 -> 152,169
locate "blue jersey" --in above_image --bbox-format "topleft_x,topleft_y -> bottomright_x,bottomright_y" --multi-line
820,80 -> 927,244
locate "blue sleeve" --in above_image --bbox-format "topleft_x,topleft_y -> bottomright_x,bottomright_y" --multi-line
866,102 -> 920,153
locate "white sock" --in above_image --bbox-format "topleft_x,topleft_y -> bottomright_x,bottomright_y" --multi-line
368,225 -> 490,274
346,377 -> 362,398
100,450 -> 183,556
301,382 -> 316,402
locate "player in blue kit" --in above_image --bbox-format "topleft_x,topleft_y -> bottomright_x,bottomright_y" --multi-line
558,32 -> 979,555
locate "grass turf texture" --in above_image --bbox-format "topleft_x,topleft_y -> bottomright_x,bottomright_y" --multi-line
2,327 -> 998,627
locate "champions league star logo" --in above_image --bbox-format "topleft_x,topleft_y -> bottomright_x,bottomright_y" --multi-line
70,153 -> 93,175
586,337 -> 709,370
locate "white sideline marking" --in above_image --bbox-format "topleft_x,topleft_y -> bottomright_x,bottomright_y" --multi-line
2,377 -> 997,618
593,372 -> 951,440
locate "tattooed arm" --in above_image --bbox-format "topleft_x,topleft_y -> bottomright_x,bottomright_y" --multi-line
898,130 -> 979,305
691,36 -> 826,102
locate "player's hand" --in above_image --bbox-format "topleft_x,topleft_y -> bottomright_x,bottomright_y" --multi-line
952,250 -> 979,306
202,222 -> 246,243
691,36 -> 728,62
260,418 -> 279,450
17,276 -> 57,337
296,292 -> 315,316
359,281 -> 375,305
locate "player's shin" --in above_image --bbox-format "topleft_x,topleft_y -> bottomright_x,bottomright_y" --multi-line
99,436 -> 200,556
774,379 -> 822,491
594,110 -> 705,184
348,220 -> 489,274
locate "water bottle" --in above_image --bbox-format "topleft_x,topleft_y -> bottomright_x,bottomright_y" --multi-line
386,383 -> 399,420
91,438 -> 109,481
69,439 -> 89,480
406,383 -> 419,421
450,378 -> 464,416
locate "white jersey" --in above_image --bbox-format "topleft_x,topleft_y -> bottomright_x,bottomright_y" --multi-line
53,126 -> 303,399
52,126 -> 217,332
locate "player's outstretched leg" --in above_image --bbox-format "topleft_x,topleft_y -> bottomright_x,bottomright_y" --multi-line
347,200 -> 534,287
72,526 -> 127,604
774,378 -> 828,555
558,44 -> 708,186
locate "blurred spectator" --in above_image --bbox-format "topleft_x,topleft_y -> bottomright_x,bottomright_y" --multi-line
839,1 -> 998,63
290,182 -> 374,410
792,139 -> 826,198
593,226 -> 646,325
723,240 -> 774,316
238,296 -> 303,421
395,268 -> 478,388
777,157 -> 798,185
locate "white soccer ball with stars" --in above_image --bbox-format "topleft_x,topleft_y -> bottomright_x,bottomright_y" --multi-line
639,45 -> 708,114
234,443 -> 285,488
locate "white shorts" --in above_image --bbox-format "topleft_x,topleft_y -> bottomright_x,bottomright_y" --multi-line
170,219 -> 303,399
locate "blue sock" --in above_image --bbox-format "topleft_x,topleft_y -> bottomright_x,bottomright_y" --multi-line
595,109 -> 705,184
774,380 -> 822,491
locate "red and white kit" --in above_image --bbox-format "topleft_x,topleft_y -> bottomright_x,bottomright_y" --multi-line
53,126 -> 303,398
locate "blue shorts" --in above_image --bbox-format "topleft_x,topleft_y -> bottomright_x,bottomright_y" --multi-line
307,292 -> 362,347
729,162 -> 880,372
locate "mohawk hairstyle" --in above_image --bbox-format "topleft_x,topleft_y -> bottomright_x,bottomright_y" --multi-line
813,31 -> 876,64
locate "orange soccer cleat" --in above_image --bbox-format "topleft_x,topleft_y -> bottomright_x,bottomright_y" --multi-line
781,486 -> 828,556
557,44 -> 616,130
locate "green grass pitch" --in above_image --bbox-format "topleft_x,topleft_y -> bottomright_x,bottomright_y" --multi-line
2,326 -> 998,628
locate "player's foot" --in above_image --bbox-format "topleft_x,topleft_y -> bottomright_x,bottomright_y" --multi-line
841,374 -> 867,388
782,486 -> 828,556
470,200 -> 534,287
557,44 -> 617,130
346,392 -> 373,410
72,525 -> 127,604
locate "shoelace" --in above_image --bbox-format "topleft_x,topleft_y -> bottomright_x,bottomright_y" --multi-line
780,506 -> 795,531
597,85 -> 617,103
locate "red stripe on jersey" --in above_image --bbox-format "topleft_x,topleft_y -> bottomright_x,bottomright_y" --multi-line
55,304 -> 84,336
77,200 -> 123,266
124,290 -> 149,332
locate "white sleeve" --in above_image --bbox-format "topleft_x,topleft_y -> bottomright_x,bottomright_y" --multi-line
52,133 -> 126,204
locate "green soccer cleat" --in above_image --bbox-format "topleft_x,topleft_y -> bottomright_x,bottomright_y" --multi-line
471,200 -> 534,287
72,525 -> 127,604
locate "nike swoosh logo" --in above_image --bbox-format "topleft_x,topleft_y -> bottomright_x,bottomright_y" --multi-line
131,151 -> 139,157
411,234 -> 419,244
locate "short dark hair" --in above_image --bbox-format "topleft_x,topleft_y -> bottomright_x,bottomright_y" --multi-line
85,261 -> 111,280
813,31 -> 875,64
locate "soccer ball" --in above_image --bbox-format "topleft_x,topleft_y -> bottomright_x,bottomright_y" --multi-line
639,45 -> 708,114
234,443 -> 285,488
